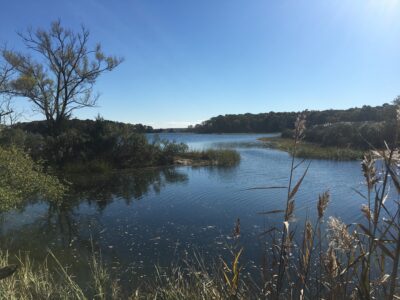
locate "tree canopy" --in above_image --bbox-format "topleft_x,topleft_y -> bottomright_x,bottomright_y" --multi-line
0,20 -> 122,134
192,103 -> 396,134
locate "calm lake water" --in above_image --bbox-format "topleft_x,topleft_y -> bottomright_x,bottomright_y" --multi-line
0,133 -> 374,286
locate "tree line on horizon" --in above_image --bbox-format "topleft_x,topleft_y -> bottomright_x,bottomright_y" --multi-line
191,102 -> 399,149
191,103 -> 396,133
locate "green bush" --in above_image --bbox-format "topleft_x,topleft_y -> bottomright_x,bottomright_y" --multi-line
0,119 -> 195,171
0,146 -> 65,210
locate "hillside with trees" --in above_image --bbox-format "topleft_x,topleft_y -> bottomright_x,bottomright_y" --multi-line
192,102 -> 399,149
193,103 -> 396,133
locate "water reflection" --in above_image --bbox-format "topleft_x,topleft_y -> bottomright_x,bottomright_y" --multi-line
64,167 -> 189,210
0,167 -> 189,255
0,133 -> 372,291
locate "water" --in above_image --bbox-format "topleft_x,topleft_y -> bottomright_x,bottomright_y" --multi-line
0,133 -> 376,286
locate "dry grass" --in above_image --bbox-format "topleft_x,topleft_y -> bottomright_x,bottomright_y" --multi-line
255,112 -> 400,299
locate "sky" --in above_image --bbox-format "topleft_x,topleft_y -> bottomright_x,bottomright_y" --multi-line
1,0 -> 400,128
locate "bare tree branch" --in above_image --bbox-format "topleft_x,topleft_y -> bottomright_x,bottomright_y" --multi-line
1,20 -> 123,134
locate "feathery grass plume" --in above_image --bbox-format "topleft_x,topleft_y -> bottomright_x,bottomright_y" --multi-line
325,245 -> 339,278
317,191 -> 330,219
327,217 -> 355,252
395,104 -> 400,144
274,112 -> 309,297
286,200 -> 295,221
293,112 -> 307,144
304,220 -> 313,242
300,220 -> 313,284
361,204 -> 373,221
361,153 -> 378,191
397,105 -> 400,122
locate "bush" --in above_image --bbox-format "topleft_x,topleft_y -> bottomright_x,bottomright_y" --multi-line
0,146 -> 65,210
304,121 -> 398,150
0,119 -> 194,171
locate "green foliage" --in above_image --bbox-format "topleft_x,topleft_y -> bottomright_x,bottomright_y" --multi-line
192,103 -> 397,137
0,119 -> 196,171
290,121 -> 398,150
202,149 -> 241,166
178,149 -> 241,166
152,136 -> 189,165
0,146 -> 65,211
194,111 -> 298,133
260,137 -> 364,160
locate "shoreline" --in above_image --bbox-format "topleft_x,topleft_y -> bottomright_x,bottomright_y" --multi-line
258,137 -> 364,161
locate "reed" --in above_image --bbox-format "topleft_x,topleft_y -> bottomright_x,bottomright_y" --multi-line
255,110 -> 400,299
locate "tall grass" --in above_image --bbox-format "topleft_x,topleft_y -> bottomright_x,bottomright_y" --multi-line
0,251 -> 86,299
255,111 -> 400,299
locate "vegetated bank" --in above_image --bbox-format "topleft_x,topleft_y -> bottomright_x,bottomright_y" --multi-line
258,136 -> 364,160
0,118 -> 240,173
263,120 -> 396,160
191,102 -> 400,160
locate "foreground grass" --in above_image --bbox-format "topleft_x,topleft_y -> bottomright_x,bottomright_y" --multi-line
259,137 -> 363,160
0,251 -> 250,300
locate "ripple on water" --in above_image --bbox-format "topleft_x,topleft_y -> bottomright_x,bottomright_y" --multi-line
0,133 -> 387,286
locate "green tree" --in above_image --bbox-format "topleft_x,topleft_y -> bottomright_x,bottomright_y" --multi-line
0,146 -> 65,211
1,20 -> 122,134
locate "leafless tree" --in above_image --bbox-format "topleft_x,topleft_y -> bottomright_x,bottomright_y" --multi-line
1,20 -> 122,134
0,59 -> 16,124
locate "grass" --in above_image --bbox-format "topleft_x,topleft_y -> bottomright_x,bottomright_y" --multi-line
259,136 -> 364,160
0,251 -> 85,300
0,250 -> 252,299
175,149 -> 241,167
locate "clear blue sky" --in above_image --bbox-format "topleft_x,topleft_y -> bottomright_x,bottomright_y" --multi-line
1,0 -> 400,128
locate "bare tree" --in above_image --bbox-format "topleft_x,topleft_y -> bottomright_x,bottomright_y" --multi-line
0,59 -> 16,124
1,20 -> 122,134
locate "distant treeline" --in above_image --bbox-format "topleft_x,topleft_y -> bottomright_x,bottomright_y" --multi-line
192,103 -> 396,133
288,121 -> 397,150
14,118 -> 155,135
191,103 -> 399,149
